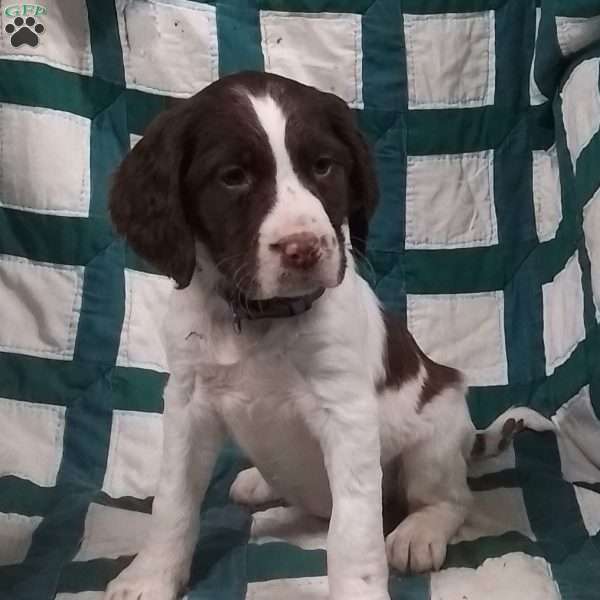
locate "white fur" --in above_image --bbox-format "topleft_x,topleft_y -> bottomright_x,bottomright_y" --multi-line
105,92 -> 552,600
105,254 -> 456,600
105,251 -> 552,600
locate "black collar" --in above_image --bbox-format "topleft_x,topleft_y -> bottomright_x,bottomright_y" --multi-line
223,287 -> 325,333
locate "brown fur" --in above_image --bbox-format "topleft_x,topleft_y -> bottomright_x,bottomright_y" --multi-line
378,312 -> 462,408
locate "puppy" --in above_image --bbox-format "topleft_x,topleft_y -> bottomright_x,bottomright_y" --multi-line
105,72 -> 553,600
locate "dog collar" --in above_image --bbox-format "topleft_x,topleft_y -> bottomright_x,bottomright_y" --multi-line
224,287 -> 325,333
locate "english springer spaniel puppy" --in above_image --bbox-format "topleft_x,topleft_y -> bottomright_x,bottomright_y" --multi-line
105,71 -> 552,600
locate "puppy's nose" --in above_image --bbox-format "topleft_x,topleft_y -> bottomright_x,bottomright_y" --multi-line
271,232 -> 321,270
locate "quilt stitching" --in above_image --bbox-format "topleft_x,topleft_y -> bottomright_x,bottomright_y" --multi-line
260,11 -> 363,108
404,11 -> 495,109
405,151 -> 498,249
0,254 -> 83,358
118,0 -> 218,97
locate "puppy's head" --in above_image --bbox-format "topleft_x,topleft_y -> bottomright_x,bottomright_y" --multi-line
110,72 -> 377,299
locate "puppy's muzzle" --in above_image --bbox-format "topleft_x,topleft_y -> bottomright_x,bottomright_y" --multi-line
270,232 -> 323,271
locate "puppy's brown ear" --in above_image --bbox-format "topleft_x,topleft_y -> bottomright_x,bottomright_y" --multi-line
109,108 -> 196,288
345,129 -> 378,257
325,94 -> 378,255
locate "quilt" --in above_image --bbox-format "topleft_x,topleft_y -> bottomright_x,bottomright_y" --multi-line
1,1 -> 600,599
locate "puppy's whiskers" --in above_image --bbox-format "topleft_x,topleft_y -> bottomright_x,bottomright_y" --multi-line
214,253 -> 245,273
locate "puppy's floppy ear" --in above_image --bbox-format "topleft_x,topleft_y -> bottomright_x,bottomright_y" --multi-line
346,129 -> 378,257
109,107 -> 196,288
325,94 -> 378,255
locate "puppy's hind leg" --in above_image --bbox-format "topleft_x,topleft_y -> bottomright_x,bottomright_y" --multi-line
386,392 -> 472,574
230,467 -> 283,510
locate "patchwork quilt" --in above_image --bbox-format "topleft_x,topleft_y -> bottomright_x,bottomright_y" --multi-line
1,1 -> 600,599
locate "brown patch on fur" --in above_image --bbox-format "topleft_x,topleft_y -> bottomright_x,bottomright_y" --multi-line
502,418 -> 517,437
471,433 -> 486,458
376,312 -> 420,393
377,311 -> 463,409
498,417 -> 525,451
420,355 -> 463,407
275,75 -> 378,259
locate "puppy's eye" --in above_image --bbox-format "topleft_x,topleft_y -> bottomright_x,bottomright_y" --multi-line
313,157 -> 333,178
220,166 -> 249,188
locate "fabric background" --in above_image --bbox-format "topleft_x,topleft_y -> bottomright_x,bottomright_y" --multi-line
0,1 -> 599,598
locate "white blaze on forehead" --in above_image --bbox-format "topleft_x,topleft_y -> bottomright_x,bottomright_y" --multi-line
246,91 -> 341,298
247,94 -> 295,180
246,92 -> 332,229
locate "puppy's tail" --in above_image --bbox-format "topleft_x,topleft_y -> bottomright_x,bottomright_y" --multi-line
470,407 -> 555,460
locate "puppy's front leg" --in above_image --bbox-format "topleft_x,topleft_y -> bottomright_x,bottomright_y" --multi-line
105,377 -> 224,600
314,386 -> 390,600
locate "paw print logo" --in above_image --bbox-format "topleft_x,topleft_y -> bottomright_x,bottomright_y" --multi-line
5,16 -> 45,48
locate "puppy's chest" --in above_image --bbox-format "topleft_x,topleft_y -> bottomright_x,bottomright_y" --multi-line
196,329 -> 319,463
197,347 -> 296,400
187,320 -> 306,398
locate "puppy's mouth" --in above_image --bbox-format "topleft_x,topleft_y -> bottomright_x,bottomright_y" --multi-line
250,265 -> 343,301
276,269 -> 338,296
215,243 -> 344,326
216,239 -> 345,302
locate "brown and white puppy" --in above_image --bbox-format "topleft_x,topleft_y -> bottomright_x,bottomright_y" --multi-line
105,72 -> 552,600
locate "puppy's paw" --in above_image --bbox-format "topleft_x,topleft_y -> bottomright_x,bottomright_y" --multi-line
104,553 -> 185,600
105,580 -> 178,600
329,581 -> 390,600
332,593 -> 390,600
386,512 -> 448,574
329,579 -> 390,600
229,467 -> 280,507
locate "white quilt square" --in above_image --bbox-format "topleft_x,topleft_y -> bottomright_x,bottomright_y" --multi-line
407,291 -> 507,386
117,269 -> 172,372
0,255 -> 84,360
74,502 -> 151,562
553,386 -> 600,484
542,251 -> 585,375
561,58 -> 600,172
0,1 -> 92,75
555,15 -> 600,56
532,145 -> 563,243
0,104 -> 91,217
404,11 -> 495,109
0,397 -> 65,487
0,512 -> 43,566
575,486 -> 600,537
530,8 -> 547,106
103,410 -> 163,499
117,0 -> 218,97
583,188 -> 600,321
130,133 -> 142,149
431,554 -> 560,600
260,11 -> 363,108
405,151 -> 497,249
247,578 -> 328,600
453,487 -> 535,543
